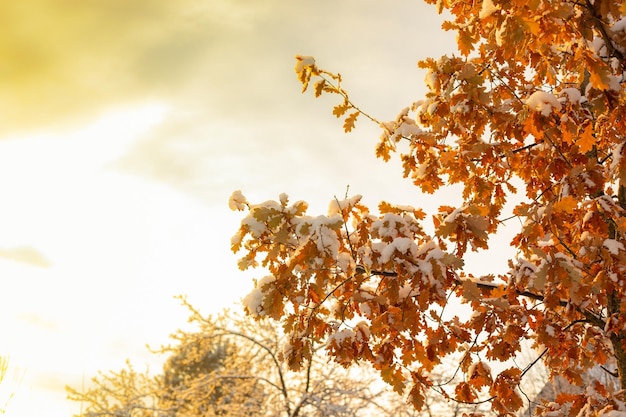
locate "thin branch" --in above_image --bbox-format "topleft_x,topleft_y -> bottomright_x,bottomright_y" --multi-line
543,130 -> 573,168
318,73 -> 381,126
520,348 -> 549,379
600,365 -> 619,378
359,266 -> 606,329
210,326 -> 293,414
334,193 -> 357,260
583,0 -> 625,62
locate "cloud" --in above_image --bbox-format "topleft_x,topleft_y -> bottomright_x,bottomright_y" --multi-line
108,0 -> 456,203
17,313 -> 58,331
0,246 -> 50,268
0,0 -> 274,135
0,0 -> 455,137
0,0 -> 460,226
0,0 -> 457,207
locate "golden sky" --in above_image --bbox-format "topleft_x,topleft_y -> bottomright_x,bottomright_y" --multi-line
0,1 -> 496,416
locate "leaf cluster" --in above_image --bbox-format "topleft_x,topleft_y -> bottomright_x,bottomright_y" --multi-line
234,0 -> 626,415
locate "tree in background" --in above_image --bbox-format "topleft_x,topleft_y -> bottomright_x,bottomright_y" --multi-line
67,298 -> 418,416
160,298 -> 419,417
230,0 -> 626,415
0,357 -> 14,415
66,361 -> 164,417
65,361 -> 167,417
156,325 -> 260,416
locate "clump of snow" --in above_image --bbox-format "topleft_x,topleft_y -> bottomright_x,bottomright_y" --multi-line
380,108 -> 425,144
354,321 -> 371,341
416,239 -> 444,260
611,57 -> 622,72
582,211 -> 594,224
479,0 -> 500,19
241,215 -> 268,238
328,195 -> 362,216
495,19 -> 508,46
613,17 -> 626,32
610,142 -> 625,174
444,206 -> 467,223
597,195 -> 619,216
313,216 -> 342,256
294,55 -> 316,73
358,246 -> 373,269
359,302 -> 372,318
603,239 -> 624,255
393,119 -> 423,141
418,259 -> 433,276
327,328 -> 355,345
380,237 -> 417,263
609,75 -> 622,91
424,71 -> 437,90
589,36 -> 607,56
242,275 -> 276,316
427,100 -> 438,115
511,257 -> 538,285
560,87 -> 583,104
451,99 -> 470,113
293,214 -> 343,260
336,251 -> 355,273
228,190 -> 248,211
416,98 -> 439,116
537,235 -> 556,247
372,213 -> 408,238
526,91 -> 562,116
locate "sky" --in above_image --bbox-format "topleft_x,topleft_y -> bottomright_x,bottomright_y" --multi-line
0,1 -> 517,416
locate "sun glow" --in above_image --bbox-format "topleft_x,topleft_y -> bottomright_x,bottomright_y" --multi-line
0,102 -> 173,417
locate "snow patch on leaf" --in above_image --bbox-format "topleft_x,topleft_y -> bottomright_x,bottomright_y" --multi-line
525,91 -> 562,116
229,190 -> 248,211
294,55 -> 316,73
381,237 -> 417,263
336,251 -> 355,273
327,328 -> 355,345
612,17 -> 626,32
560,87 -> 583,104
242,275 -> 276,317
479,0 -> 500,19
328,195 -> 362,216
603,239 -> 624,255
